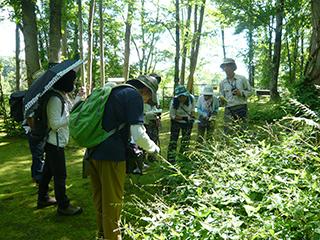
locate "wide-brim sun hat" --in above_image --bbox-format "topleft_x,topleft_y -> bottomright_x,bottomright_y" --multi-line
220,58 -> 237,70
128,75 -> 158,104
201,85 -> 214,95
174,85 -> 189,97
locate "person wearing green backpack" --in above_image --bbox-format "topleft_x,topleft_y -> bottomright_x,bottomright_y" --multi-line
87,75 -> 160,240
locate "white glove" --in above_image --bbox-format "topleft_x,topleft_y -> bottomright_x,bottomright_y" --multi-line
147,143 -> 160,154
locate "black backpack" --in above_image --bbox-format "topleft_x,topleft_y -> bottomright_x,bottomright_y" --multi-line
26,90 -> 65,141
9,91 -> 27,122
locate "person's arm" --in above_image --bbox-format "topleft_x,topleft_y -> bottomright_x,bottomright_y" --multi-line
197,96 -> 207,117
130,124 -> 159,153
241,78 -> 253,98
169,99 -> 176,120
47,96 -> 68,131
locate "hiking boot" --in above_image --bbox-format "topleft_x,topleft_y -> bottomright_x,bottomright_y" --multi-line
37,197 -> 57,209
57,204 -> 82,216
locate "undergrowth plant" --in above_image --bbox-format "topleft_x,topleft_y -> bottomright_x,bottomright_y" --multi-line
122,99 -> 320,240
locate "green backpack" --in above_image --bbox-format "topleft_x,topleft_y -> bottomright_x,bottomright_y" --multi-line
69,84 -> 132,148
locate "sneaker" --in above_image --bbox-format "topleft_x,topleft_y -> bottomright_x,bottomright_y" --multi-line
37,197 -> 57,209
57,204 -> 82,216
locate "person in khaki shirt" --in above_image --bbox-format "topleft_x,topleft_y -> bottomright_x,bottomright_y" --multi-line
219,58 -> 253,133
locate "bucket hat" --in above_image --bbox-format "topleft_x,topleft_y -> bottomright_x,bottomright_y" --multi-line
201,85 -> 214,95
128,75 -> 159,104
174,85 -> 189,97
220,58 -> 237,70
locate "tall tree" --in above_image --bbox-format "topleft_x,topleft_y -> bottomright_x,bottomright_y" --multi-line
78,0 -> 85,91
87,0 -> 95,93
180,2 -> 192,85
270,0 -> 284,100
187,0 -> 206,92
21,0 -> 41,86
99,0 -> 105,86
49,0 -> 63,65
174,0 -> 180,87
15,23 -> 21,91
123,1 -> 134,82
304,0 -> 320,86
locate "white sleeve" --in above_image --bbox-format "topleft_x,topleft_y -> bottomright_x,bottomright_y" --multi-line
130,124 -> 159,153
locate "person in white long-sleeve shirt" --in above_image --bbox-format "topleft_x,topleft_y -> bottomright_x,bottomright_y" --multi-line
88,75 -> 160,240
219,58 -> 253,133
37,70 -> 83,216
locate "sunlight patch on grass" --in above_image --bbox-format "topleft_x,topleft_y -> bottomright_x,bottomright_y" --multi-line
0,141 -> 10,147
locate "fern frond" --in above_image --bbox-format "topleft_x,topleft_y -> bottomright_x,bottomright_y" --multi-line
283,116 -> 320,129
289,98 -> 319,120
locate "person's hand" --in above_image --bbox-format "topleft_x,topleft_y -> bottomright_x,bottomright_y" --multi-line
153,145 -> 160,154
232,89 -> 242,96
147,144 -> 160,154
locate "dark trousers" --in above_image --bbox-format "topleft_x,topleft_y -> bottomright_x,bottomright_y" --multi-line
27,133 -> 45,181
167,120 -> 193,162
38,143 -> 69,209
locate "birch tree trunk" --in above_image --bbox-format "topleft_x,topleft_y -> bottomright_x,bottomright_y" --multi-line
87,0 -> 95,94
99,0 -> 105,86
21,0 -> 41,86
270,0 -> 284,101
49,0 -> 63,66
304,0 -> 320,86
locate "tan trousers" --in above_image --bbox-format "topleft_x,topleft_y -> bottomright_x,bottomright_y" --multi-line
89,159 -> 126,240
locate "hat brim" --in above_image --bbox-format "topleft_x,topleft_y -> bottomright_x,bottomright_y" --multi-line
175,92 -> 189,98
220,62 -> 237,69
202,92 -> 214,96
128,79 -> 157,104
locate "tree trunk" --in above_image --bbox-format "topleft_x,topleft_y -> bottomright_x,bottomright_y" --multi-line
123,2 -> 134,82
300,30 -> 304,81
61,3 -> 68,59
21,0 -> 41,86
180,4 -> 192,85
99,0 -> 105,86
49,0 -> 63,66
221,27 -> 226,58
304,0 -> 320,86
247,28 -> 254,87
187,0 -> 205,93
174,0 -> 180,88
270,0 -> 284,101
15,24 -> 21,91
78,0 -> 86,92
87,0 -> 95,94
